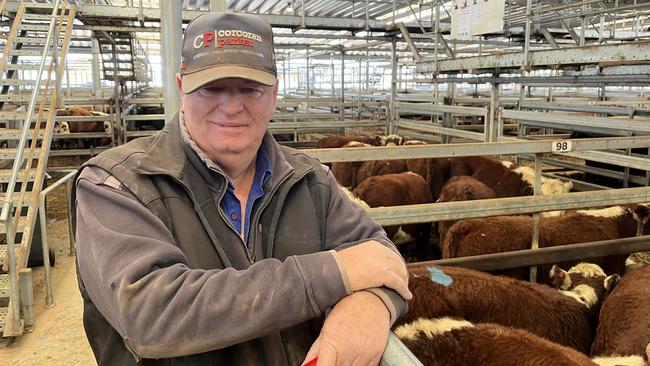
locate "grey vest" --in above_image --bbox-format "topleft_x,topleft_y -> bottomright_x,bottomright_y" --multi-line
73,118 -> 332,365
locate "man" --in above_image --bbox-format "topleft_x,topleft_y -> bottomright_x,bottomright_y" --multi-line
74,12 -> 411,365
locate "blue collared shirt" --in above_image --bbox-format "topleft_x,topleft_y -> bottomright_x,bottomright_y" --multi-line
220,146 -> 272,244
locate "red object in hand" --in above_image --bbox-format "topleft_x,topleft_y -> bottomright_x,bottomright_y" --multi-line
304,357 -> 318,366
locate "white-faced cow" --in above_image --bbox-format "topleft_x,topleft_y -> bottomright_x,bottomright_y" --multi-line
436,175 -> 496,243
441,205 -> 648,281
353,172 -> 433,248
590,264 -> 650,360
395,317 -> 599,366
400,264 -> 619,354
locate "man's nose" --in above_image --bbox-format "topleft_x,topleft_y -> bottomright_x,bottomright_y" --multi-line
216,91 -> 244,115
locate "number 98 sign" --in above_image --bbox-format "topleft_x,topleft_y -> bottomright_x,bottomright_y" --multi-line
552,140 -> 573,153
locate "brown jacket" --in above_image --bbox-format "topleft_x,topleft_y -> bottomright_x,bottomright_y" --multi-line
73,117 -> 406,365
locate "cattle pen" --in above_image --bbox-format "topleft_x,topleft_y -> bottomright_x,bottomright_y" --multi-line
3,0 -> 650,365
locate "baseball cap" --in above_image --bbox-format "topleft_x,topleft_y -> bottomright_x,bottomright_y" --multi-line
180,12 -> 277,94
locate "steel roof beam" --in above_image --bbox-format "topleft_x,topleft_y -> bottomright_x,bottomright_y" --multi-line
417,41 -> 650,73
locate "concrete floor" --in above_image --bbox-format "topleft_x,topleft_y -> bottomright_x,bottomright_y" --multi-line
0,191 -> 96,364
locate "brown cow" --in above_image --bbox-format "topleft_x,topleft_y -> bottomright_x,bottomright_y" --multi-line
441,205 -> 648,281
315,135 -> 379,148
353,172 -> 433,249
436,175 -> 496,243
400,264 -> 619,354
56,107 -> 112,149
448,155 -> 574,197
330,141 -> 372,188
355,159 -> 408,187
405,157 -> 451,202
591,264 -> 650,359
395,318 -> 599,366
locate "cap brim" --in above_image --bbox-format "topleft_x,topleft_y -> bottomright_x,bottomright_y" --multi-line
181,65 -> 277,94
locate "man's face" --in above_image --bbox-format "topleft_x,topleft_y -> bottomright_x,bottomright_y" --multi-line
178,77 -> 278,162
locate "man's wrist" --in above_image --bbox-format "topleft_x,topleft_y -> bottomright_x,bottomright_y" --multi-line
358,288 -> 396,324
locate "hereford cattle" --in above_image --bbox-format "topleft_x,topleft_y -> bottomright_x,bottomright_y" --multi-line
441,205 -> 648,281
330,141 -> 373,188
315,135 -> 380,148
339,186 -> 370,211
355,159 -> 408,187
402,139 -> 428,145
591,356 -> 647,366
134,105 -> 165,131
405,157 -> 451,202
436,175 -> 496,243
591,264 -> 650,359
353,172 -> 433,247
395,318 -> 599,366
56,106 -> 112,149
448,155 -> 573,197
400,264 -> 619,354
376,134 -> 404,146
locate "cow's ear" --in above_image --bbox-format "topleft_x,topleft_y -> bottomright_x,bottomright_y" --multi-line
550,265 -> 571,290
604,274 -> 620,293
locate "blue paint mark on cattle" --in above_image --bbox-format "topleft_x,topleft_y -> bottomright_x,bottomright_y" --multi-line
427,266 -> 453,286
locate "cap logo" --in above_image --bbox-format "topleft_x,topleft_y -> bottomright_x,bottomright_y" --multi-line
194,29 -> 263,49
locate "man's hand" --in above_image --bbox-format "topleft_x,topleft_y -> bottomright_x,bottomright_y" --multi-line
302,291 -> 391,366
335,241 -> 412,301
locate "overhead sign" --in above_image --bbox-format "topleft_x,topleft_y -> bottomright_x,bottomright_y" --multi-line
451,0 -> 506,39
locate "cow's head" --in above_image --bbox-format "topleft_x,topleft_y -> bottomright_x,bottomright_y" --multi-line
375,134 -> 404,146
550,263 -> 619,309
54,121 -> 70,134
630,204 -> 650,236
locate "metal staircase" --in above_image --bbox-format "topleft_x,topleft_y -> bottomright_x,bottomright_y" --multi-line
97,31 -> 150,82
0,0 -> 75,337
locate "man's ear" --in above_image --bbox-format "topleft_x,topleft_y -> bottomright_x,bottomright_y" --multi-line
272,81 -> 279,103
176,73 -> 183,94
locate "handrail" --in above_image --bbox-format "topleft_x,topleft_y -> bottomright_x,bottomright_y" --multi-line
1,0 -> 61,222
38,169 -> 77,307
1,0 -> 63,336
380,331 -> 424,366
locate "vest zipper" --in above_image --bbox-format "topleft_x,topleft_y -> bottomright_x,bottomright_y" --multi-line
247,170 -> 293,263
249,165 -> 314,263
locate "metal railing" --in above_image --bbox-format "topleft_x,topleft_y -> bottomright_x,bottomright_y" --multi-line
380,331 -> 423,366
37,169 -> 77,308
1,0 -> 62,336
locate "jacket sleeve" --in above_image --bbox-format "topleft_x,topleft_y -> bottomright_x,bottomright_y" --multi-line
75,166 -> 349,359
318,166 -> 409,324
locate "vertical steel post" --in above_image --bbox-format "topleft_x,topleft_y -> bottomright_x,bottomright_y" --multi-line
599,13 -> 605,44
434,1 -> 439,74
209,0 -> 226,12
340,49 -> 345,120
160,0 -> 182,122
306,47 -> 311,97
283,58 -> 287,96
529,153 -> 542,283
580,3 -> 586,46
523,0 -> 532,69
19,269 -> 34,331
38,193 -> 54,307
389,37 -> 398,135
330,54 -> 335,96
489,82 -> 500,142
